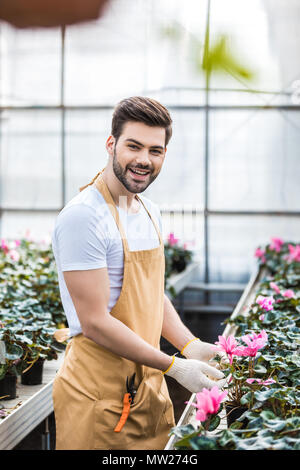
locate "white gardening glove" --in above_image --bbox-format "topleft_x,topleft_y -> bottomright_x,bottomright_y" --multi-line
181,338 -> 217,362
181,338 -> 229,367
164,356 -> 227,393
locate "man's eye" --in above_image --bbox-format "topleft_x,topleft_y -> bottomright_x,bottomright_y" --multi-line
128,144 -> 139,150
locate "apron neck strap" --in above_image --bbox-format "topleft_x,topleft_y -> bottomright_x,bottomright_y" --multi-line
94,173 -> 130,254
135,195 -> 163,246
93,171 -> 163,250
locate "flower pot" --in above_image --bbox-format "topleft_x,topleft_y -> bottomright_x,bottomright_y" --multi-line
21,358 -> 44,385
0,373 -> 17,400
225,404 -> 248,428
172,258 -> 187,273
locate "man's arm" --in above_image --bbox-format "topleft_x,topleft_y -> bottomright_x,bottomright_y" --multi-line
161,293 -> 218,362
63,270 -> 225,392
63,268 -> 173,372
161,293 -> 196,351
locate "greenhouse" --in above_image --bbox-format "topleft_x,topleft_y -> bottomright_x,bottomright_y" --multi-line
0,0 -> 299,454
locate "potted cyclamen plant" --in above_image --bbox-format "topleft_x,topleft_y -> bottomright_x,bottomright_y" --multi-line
164,233 -> 193,277
214,329 -> 274,427
214,292 -> 279,427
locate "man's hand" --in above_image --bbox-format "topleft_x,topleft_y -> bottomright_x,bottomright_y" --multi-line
181,338 -> 218,362
164,357 -> 226,393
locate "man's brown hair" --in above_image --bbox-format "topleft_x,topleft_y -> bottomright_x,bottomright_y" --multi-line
111,96 -> 172,147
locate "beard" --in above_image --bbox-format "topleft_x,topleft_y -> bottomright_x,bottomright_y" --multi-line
112,147 -> 158,194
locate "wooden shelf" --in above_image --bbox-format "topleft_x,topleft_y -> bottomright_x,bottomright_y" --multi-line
0,353 -> 64,450
165,262 -> 200,299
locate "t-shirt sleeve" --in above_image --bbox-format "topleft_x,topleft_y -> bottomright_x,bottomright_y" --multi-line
53,204 -> 108,272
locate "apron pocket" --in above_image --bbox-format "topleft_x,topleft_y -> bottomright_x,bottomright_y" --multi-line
158,378 -> 175,426
94,399 -> 131,450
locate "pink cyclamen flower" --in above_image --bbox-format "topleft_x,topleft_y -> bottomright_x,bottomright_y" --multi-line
259,314 -> 265,321
214,335 -> 240,365
186,386 -> 228,423
9,249 -> 20,262
256,295 -> 275,311
285,244 -> 300,263
269,282 -> 280,294
269,237 -> 284,253
167,232 -> 179,246
254,247 -> 266,263
246,378 -> 276,386
235,330 -> 268,357
283,289 -> 295,298
1,238 -> 9,254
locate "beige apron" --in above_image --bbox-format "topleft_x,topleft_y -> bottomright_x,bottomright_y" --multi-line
52,171 -> 175,450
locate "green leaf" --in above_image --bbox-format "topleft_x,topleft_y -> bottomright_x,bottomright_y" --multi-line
189,435 -> 219,450
260,410 -> 276,421
240,391 -> 252,406
253,364 -> 268,375
207,414 -> 220,432
170,424 -> 196,439
5,343 -> 23,360
217,429 -> 237,448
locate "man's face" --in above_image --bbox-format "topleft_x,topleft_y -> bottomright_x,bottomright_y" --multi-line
107,121 -> 167,194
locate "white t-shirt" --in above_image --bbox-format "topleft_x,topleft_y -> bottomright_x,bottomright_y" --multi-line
51,184 -> 163,337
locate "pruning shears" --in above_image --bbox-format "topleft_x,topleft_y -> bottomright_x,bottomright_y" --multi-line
114,373 -> 137,433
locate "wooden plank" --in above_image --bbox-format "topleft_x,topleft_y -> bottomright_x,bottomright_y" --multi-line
186,282 -> 246,292
183,305 -> 234,314
165,263 -> 200,299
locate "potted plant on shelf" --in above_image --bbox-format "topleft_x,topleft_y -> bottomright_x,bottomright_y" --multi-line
213,329 -> 274,428
19,323 -> 59,385
164,233 -> 193,299
0,322 -> 23,400
0,310 -> 60,387
164,233 -> 193,276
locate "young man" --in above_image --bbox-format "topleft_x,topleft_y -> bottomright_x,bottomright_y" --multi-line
51,96 -> 225,450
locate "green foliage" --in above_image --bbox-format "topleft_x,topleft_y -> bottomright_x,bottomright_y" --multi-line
172,239 -> 300,450
0,237 -> 67,383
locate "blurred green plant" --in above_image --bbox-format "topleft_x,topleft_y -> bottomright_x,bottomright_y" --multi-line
160,17 -> 255,87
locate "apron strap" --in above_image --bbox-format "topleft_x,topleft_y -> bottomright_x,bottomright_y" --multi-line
94,173 -> 130,255
136,195 -> 163,247
83,168 -> 163,251
79,167 -> 106,193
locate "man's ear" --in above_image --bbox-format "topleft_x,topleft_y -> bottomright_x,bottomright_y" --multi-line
106,135 -> 115,156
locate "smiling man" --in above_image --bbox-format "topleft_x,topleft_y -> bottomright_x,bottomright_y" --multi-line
51,96 -> 225,450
